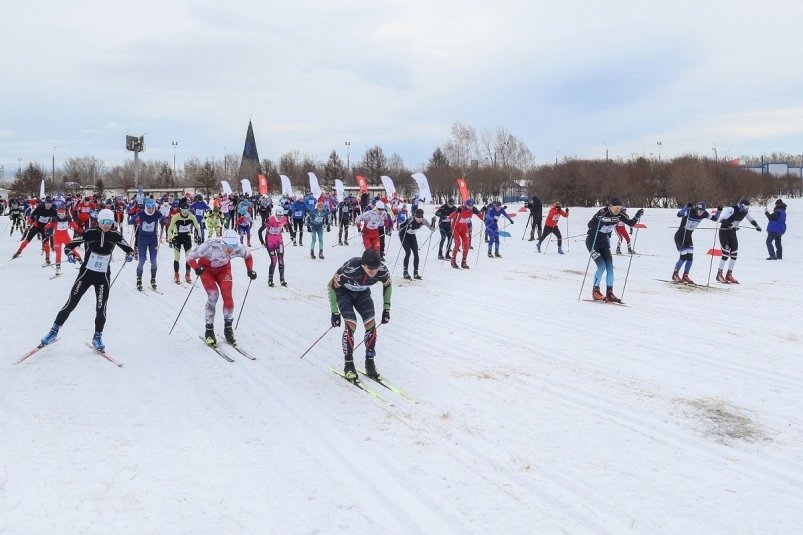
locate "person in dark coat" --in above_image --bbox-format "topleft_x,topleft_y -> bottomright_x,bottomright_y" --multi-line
527,195 -> 543,241
765,198 -> 787,260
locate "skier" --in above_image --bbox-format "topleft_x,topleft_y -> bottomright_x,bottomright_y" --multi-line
203,206 -> 226,239
306,201 -> 330,259
290,197 -> 307,246
44,201 -> 82,276
336,196 -> 354,245
134,198 -> 163,291
716,198 -> 761,284
72,196 -> 96,231
356,201 -> 386,253
536,202 -> 569,254
191,194 -> 211,242
187,229 -> 256,346
235,205 -> 254,247
39,208 -> 135,351
256,195 -> 274,245
765,198 -> 787,260
12,197 -> 56,262
585,197 -> 643,302
484,201 -> 514,258
327,249 -> 392,380
672,202 -> 718,284
166,200 -> 202,284
434,198 -> 457,260
263,206 -> 291,287
397,208 -> 433,279
447,199 -> 482,269
526,195 -> 543,241
614,208 -> 635,255
379,206 -> 394,261
9,200 -> 25,236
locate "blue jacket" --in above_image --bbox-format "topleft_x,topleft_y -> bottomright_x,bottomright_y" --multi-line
484,205 -> 513,227
290,200 -> 307,221
766,206 -> 786,235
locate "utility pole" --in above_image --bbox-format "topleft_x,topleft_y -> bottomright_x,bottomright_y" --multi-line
345,141 -> 351,178
712,142 -> 718,162
604,141 -> 608,162
52,147 -> 56,187
172,141 -> 178,177
656,141 -> 662,162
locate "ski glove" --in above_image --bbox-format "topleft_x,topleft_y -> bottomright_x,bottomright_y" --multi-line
247,270 -> 257,280
381,309 -> 390,324
194,265 -> 205,276
331,313 -> 341,328
717,206 -> 723,212
67,252 -> 77,264
327,226 -> 331,232
194,234 -> 202,245
125,253 -> 134,262
635,208 -> 644,219
307,225 -> 312,233
686,202 -> 693,208
755,225 -> 762,232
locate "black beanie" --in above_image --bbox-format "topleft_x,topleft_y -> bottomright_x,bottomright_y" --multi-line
609,197 -> 624,207
361,249 -> 382,269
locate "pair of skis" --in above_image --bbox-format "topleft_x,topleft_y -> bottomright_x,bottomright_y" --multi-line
199,335 -> 255,362
330,366 -> 417,404
14,339 -> 123,367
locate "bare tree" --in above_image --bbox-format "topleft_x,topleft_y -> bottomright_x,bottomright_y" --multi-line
443,121 -> 479,175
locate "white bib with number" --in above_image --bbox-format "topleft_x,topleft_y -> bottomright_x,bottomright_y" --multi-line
87,252 -> 111,272
142,221 -> 156,232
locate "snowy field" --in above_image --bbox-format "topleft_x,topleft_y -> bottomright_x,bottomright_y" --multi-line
1,200 -> 801,534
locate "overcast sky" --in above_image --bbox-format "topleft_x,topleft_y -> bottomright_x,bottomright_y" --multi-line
2,0 -> 803,177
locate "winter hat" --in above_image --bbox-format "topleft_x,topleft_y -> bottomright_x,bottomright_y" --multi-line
775,198 -> 784,206
415,208 -> 424,217
554,201 -> 562,208
375,201 -> 386,210
464,198 -> 475,207
361,249 -> 382,269
97,208 -> 115,223
222,229 -> 239,246
609,197 -> 624,207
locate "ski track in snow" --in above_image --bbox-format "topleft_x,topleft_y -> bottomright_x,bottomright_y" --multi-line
1,203 -> 802,534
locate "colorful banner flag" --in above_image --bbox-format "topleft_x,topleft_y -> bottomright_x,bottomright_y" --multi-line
334,179 -> 344,202
410,172 -> 432,203
280,175 -> 292,197
380,175 -> 396,199
220,180 -> 233,195
308,172 -> 321,198
241,179 -> 252,196
40,179 -> 45,200
356,175 -> 368,194
456,177 -> 470,203
258,174 -> 268,195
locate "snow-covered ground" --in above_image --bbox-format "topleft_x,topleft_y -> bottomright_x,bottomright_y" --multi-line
1,200 -> 801,534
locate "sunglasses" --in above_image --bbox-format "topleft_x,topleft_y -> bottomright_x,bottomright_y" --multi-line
99,219 -> 114,226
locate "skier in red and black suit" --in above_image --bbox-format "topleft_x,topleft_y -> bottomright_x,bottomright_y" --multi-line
72,197 -> 96,231
447,199 -> 482,269
44,201 -> 83,275
12,197 -> 57,262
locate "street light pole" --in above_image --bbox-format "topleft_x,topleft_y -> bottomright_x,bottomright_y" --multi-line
224,146 -> 227,181
604,141 -> 608,162
555,151 -> 559,166
52,146 -> 56,186
345,141 -> 351,178
172,141 -> 178,177
657,141 -> 662,163
18,157 -> 22,172
712,142 -> 718,162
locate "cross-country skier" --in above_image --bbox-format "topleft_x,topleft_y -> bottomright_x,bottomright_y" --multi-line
672,202 -> 718,284
134,198 -> 164,291
9,200 -> 26,236
44,201 -> 82,276
166,200 -> 202,284
586,197 -> 643,302
235,206 -> 254,247
356,201 -> 386,253
39,208 -> 134,351
306,201 -> 331,259
191,194 -> 211,242
336,196 -> 354,245
263,206 -> 291,287
203,206 -> 225,239
614,208 -> 635,255
536,202 -> 569,254
187,229 -> 256,346
447,199 -> 482,269
484,201 -> 514,258
716,198 -> 761,284
434,198 -> 457,260
289,197 -> 307,246
12,197 -> 56,262
327,249 -> 392,380
397,208 -> 433,279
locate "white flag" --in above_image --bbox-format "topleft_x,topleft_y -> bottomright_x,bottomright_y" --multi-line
241,179 -> 252,196
411,172 -> 432,204
334,179 -> 344,202
220,180 -> 233,195
308,172 -> 321,198
40,179 -> 45,200
380,176 -> 396,199
280,175 -> 292,196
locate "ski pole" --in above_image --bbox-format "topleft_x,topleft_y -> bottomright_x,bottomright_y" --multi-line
299,326 -> 333,359
521,213 -> 531,240
706,218 -> 722,287
543,233 -> 552,253
620,225 -> 641,301
391,232 -> 405,273
565,212 -> 570,253
577,218 -> 602,302
234,277 -> 253,330
419,228 -> 436,276
110,257 -> 128,288
168,273 -> 199,335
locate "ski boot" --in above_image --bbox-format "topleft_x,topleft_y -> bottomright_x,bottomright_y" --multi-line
55,264 -> 62,275
380,253 -> 385,261
268,277 -> 274,287
318,251 -> 324,259
403,270 -> 411,280
150,278 -> 157,290
204,323 -> 216,346
592,286 -> 605,301
185,271 -> 192,284
413,271 -> 422,280
528,237 -> 535,241
174,272 -> 181,284
461,261 -> 470,269
364,357 -> 380,380
338,240 -> 343,245
672,270 -> 682,282
725,270 -> 739,284
343,240 -> 349,245
438,252 -> 444,260
536,242 -> 541,253
44,257 -> 51,265
224,320 -> 236,345
605,288 -> 622,303
487,251 -> 494,258
628,246 -> 635,255
682,273 -> 695,285
344,359 -> 358,381
136,277 -> 143,291
92,331 -> 105,351
716,269 -> 727,283
310,250 -> 316,259
11,250 -> 21,259
280,278 -> 287,287
557,247 -> 565,254
616,246 -> 622,255
451,259 -> 459,269
41,323 -> 60,346
445,253 -> 451,260
494,251 -> 501,258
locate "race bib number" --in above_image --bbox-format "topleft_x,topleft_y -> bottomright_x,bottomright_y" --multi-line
294,210 -> 303,218
178,224 -> 192,233
195,209 -> 205,216
142,222 -> 156,232
57,221 -> 70,231
87,252 -> 111,272
38,216 -> 51,223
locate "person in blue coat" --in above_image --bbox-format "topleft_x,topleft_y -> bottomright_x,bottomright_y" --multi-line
484,201 -> 514,258
765,198 -> 787,260
290,198 -> 308,245
191,194 -> 211,242
135,199 -> 164,290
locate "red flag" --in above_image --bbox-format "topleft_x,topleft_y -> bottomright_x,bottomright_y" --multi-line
356,175 -> 368,194
456,178 -> 470,203
707,248 -> 722,256
258,174 -> 268,195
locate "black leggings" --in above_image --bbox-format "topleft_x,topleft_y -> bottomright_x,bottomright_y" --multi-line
400,232 -> 420,271
55,268 -> 111,332
438,224 -> 452,255
335,288 -> 377,359
539,226 -> 562,247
